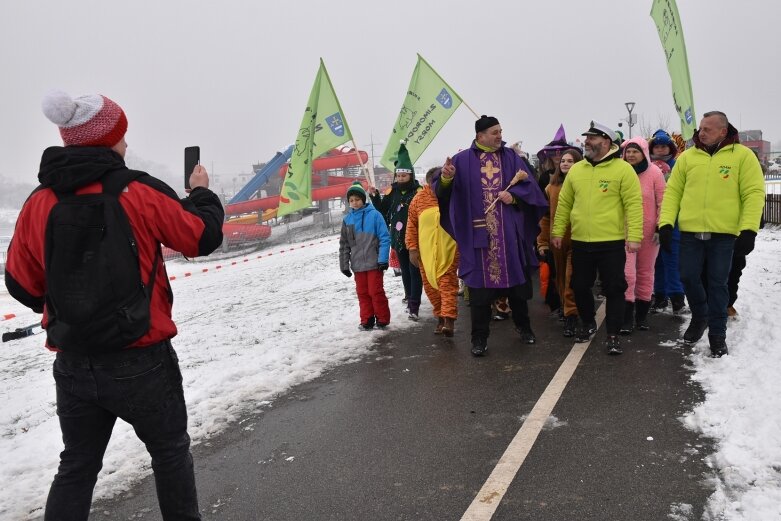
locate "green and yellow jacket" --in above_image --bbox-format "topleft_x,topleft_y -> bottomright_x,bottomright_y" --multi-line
659,126 -> 765,235
552,144 -> 643,243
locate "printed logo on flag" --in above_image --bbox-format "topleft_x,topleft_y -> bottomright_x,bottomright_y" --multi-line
436,88 -> 453,109
684,107 -> 694,125
326,113 -> 345,137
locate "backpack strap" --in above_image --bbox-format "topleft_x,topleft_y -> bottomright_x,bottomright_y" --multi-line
100,169 -> 161,300
101,168 -> 148,196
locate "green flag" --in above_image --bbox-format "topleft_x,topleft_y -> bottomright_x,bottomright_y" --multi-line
380,54 -> 463,172
278,59 -> 353,217
650,0 -> 696,140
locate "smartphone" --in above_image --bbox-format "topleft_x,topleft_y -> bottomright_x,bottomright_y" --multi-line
184,146 -> 200,189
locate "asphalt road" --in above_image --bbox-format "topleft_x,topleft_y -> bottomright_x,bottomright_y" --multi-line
89,295 -> 713,521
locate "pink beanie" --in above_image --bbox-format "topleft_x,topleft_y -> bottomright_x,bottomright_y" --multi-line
41,90 -> 128,147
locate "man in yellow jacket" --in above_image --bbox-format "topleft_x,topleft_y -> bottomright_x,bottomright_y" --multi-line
658,111 -> 765,358
552,121 -> 643,355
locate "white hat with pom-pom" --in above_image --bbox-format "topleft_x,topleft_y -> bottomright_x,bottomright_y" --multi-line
41,90 -> 127,147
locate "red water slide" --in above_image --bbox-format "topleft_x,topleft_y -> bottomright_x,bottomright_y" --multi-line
224,150 -> 369,216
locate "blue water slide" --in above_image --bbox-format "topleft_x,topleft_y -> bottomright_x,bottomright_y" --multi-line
228,145 -> 294,204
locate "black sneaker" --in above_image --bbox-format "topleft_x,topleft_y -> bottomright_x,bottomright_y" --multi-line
563,316 -> 578,337
359,316 -> 376,331
650,294 -> 669,314
606,335 -> 623,355
471,338 -> 488,357
682,318 -> 708,344
515,326 -> 536,345
574,320 -> 597,343
619,301 -> 634,335
670,294 -> 686,315
708,335 -> 728,358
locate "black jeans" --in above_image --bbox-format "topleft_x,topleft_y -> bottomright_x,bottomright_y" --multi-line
45,341 -> 200,521
396,248 -> 423,314
468,284 -> 532,342
571,242 -> 627,335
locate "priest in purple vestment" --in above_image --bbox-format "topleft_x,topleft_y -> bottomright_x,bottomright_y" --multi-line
434,115 -> 549,356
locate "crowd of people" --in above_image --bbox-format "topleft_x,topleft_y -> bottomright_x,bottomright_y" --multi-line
340,112 -> 766,360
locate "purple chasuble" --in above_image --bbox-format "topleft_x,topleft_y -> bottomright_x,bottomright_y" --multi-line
433,141 -> 549,290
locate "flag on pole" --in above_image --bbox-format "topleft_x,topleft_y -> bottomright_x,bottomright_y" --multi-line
650,0 -> 696,140
278,59 -> 353,217
380,54 -> 463,172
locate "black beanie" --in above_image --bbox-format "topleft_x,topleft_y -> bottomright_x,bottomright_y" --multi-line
475,115 -> 499,133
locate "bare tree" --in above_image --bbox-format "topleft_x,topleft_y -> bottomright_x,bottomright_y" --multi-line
638,112 -> 673,138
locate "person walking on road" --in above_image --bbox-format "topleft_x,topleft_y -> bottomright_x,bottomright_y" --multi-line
648,129 -> 687,314
406,168 -> 460,337
551,120 -> 643,355
370,142 -> 423,321
538,148 -> 583,338
619,137 -> 666,334
435,115 -> 548,356
5,90 -> 225,520
340,182 -> 392,330
658,111 -> 765,357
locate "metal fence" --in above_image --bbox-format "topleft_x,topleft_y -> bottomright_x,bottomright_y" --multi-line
766,194 -> 781,225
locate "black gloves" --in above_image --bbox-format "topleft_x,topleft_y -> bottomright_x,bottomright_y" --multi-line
658,225 -> 673,253
341,269 -> 352,278
734,230 -> 757,256
378,262 -> 389,271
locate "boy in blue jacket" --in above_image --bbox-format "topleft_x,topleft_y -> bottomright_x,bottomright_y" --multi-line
339,182 -> 391,329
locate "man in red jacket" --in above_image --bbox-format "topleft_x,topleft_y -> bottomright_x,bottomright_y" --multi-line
5,90 -> 224,520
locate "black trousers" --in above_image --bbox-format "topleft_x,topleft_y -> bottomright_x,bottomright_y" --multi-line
571,242 -> 627,336
468,284 -> 532,342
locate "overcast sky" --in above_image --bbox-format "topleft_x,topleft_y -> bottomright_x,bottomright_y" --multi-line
1,0 -> 779,190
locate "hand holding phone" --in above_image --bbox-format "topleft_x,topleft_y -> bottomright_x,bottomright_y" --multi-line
184,146 -> 200,190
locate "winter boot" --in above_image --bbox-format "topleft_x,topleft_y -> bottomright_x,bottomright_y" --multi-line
670,293 -> 686,315
727,306 -> 738,319
682,317 -> 708,344
606,335 -> 623,355
442,317 -> 455,338
434,317 -> 445,335
650,294 -> 669,314
708,335 -> 728,358
575,319 -> 597,343
635,300 -> 651,331
563,315 -> 578,337
619,301 -> 635,335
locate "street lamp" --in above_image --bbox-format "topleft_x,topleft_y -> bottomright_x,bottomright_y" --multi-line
625,102 -> 636,138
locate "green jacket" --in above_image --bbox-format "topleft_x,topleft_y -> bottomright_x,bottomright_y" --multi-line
552,145 -> 643,243
659,141 -> 765,234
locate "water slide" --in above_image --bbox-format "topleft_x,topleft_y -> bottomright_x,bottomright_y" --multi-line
224,149 -> 368,217
228,145 -> 294,204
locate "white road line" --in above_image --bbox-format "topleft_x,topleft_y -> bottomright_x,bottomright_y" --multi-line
460,301 -> 607,520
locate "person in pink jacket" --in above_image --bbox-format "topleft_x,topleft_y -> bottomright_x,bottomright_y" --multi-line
620,137 -> 666,333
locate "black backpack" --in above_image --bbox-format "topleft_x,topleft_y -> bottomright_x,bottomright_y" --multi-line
44,170 -> 160,353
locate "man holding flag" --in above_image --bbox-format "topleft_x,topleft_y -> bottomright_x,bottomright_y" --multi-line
435,116 -> 548,357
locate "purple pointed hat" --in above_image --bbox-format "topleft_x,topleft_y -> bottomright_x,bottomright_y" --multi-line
536,124 -> 576,163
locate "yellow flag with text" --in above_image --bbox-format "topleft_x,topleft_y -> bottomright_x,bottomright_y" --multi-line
650,0 -> 696,140
278,59 -> 353,217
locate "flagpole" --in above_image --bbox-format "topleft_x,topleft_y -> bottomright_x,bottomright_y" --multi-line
350,138 -> 375,187
417,53 -> 479,118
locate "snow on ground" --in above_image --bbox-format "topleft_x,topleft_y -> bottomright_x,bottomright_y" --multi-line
2,222 -> 781,520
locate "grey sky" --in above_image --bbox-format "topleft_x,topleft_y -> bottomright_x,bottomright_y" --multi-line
1,0 -> 779,191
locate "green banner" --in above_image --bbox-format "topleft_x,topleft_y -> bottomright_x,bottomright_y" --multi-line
380,54 -> 463,172
651,0 -> 696,140
278,59 -> 353,217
